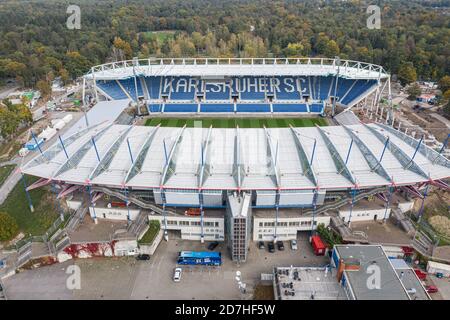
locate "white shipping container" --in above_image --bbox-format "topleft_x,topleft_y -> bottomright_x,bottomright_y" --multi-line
53,120 -> 66,131
62,114 -> 73,124
427,261 -> 450,277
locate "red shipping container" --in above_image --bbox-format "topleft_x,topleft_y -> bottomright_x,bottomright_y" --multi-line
414,269 -> 427,280
311,235 -> 326,256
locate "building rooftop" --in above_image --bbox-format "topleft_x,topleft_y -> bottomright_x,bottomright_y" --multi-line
85,58 -> 389,81
333,245 -> 429,300
274,267 -> 346,300
21,121 -> 450,192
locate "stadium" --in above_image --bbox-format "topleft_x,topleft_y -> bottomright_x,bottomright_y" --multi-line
21,58 -> 450,262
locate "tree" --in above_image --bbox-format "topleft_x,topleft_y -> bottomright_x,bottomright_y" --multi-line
443,102 -> 450,119
398,63 -> 417,86
284,43 -> 304,57
406,83 -> 422,100
438,76 -> 450,94
113,37 -> 133,60
0,212 -> 19,242
36,80 -> 51,97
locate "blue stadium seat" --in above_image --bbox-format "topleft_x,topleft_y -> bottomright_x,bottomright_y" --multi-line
335,78 -> 355,102
97,80 -> 128,100
148,104 -> 163,113
309,103 -> 324,113
340,80 -> 376,105
118,78 -> 144,99
145,76 -> 162,99
272,104 -> 308,112
236,104 -> 271,112
318,76 -> 334,100
275,77 -> 301,100
164,103 -> 198,112
169,76 -> 196,100
238,77 -> 266,100
200,104 -> 234,112
205,81 -> 231,100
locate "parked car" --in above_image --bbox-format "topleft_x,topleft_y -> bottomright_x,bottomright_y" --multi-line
277,241 -> 285,251
135,254 -> 150,261
425,285 -> 438,293
290,240 -> 298,250
267,242 -> 275,253
207,241 -> 219,251
258,241 -> 265,250
173,267 -> 182,282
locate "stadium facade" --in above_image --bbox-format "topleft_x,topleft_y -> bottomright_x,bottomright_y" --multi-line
21,58 -> 450,260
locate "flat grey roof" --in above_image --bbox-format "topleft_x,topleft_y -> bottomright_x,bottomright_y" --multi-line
334,245 -> 410,300
274,267 -> 347,300
63,99 -> 131,138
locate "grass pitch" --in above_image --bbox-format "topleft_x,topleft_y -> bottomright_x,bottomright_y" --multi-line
145,117 -> 328,128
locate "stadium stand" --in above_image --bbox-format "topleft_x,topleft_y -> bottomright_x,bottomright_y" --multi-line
119,78 -> 144,99
236,103 -> 271,113
97,80 -> 128,100
200,103 -> 234,113
101,75 -> 376,114
145,76 -> 162,99
272,103 -> 308,113
163,103 -> 198,113
309,103 -> 324,113
205,81 -> 231,100
148,103 -> 163,113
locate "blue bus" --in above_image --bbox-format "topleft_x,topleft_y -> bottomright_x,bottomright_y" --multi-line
177,251 -> 222,266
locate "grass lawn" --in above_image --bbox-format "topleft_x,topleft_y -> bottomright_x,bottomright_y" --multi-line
145,117 -> 328,128
0,164 -> 16,186
140,30 -> 175,44
139,220 -> 160,244
0,175 -> 59,237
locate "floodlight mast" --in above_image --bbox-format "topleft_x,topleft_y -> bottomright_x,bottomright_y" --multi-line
331,56 -> 341,118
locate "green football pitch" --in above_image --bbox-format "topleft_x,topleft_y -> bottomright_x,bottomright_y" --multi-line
145,117 -> 328,128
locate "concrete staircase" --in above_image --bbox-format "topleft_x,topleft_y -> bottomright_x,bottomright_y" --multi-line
304,187 -> 386,216
412,230 -> 434,257
128,211 -> 149,238
390,208 -> 415,235
92,186 -> 177,216
330,216 -> 369,243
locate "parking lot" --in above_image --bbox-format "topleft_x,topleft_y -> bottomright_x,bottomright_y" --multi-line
3,232 -> 329,300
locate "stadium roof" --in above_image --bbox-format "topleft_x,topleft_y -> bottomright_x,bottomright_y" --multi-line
21,122 -> 450,191
85,58 -> 389,81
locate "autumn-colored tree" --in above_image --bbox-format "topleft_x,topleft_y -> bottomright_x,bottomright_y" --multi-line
398,63 -> 417,86
36,79 -> 51,97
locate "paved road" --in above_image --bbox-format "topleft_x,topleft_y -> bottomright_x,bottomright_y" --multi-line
429,113 -> 450,129
0,85 -> 20,100
3,234 -> 329,300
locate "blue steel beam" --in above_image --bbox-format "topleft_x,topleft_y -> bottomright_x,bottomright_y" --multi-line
317,126 -> 357,185
343,125 -> 392,183
364,124 -> 429,179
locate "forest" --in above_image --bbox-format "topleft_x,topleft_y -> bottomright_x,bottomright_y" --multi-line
0,0 -> 448,88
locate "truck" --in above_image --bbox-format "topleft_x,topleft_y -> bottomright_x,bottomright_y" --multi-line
24,138 -> 44,151
311,235 -> 326,256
